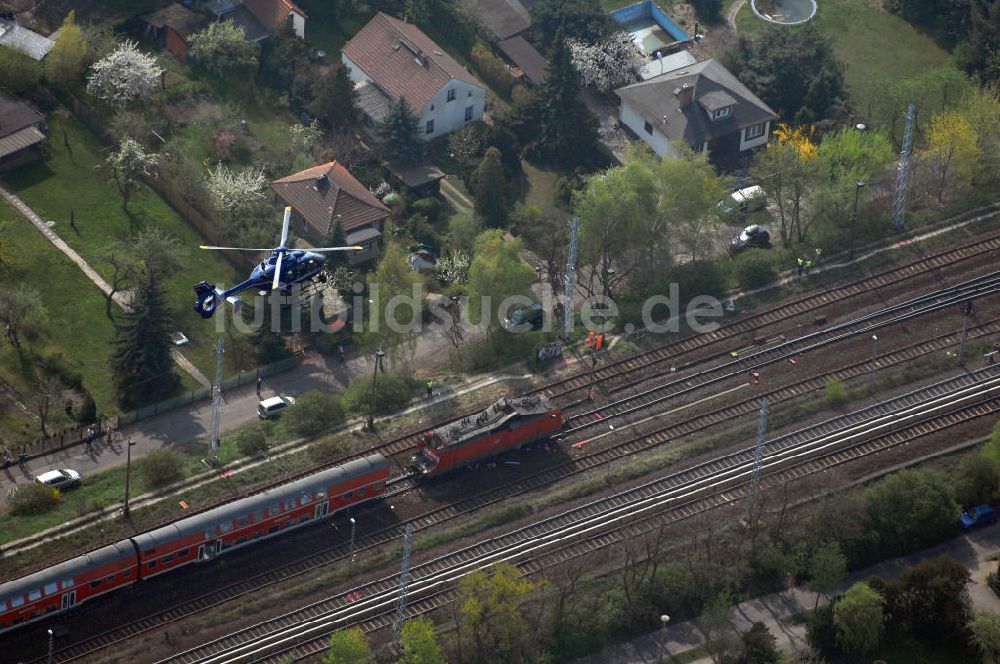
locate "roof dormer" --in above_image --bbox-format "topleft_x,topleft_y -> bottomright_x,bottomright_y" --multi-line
699,90 -> 737,121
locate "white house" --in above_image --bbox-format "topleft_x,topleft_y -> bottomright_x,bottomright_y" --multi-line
615,58 -> 777,161
341,12 -> 487,140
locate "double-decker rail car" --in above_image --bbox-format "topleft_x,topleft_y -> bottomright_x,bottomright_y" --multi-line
413,396 -> 562,477
132,454 -> 389,576
0,454 -> 389,634
0,540 -> 138,632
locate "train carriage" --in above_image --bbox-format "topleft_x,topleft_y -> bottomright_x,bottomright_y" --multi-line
0,540 -> 138,631
133,454 -> 390,575
413,396 -> 562,477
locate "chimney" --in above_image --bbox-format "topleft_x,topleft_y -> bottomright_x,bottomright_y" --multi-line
674,83 -> 694,108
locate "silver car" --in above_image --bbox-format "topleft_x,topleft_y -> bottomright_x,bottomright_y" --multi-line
35,468 -> 82,490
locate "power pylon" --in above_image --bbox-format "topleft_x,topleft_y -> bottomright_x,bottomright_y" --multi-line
562,216 -> 580,339
393,523 -> 414,647
891,103 -> 916,232
209,337 -> 224,463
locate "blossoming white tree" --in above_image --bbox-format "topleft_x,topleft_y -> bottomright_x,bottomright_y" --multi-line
87,41 -> 162,107
205,164 -> 267,217
105,137 -> 158,212
568,32 -> 643,93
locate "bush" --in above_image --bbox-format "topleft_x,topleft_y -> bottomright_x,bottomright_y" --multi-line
825,379 -> 848,407
343,372 -> 416,415
140,448 -> 185,488
689,0 -> 723,23
8,483 -> 60,515
410,197 -> 441,223
408,213 -> 440,251
75,393 -> 97,424
733,250 -> 776,291
308,436 -> 351,464
235,423 -> 269,457
38,353 -> 84,390
989,562 -> 1000,597
283,390 -> 346,439
471,42 -> 517,98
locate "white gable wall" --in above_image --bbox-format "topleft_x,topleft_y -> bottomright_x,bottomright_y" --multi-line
619,101 -> 679,159
738,120 -> 771,152
290,11 -> 305,38
416,80 -> 485,140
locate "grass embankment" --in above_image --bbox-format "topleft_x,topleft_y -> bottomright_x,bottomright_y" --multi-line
3,114 -> 242,382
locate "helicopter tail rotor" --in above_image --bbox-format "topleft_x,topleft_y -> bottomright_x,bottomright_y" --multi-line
193,281 -> 220,319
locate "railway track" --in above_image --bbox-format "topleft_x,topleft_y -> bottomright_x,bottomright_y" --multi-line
32,312 -> 1000,663
13,230 -> 1000,661
160,368 -> 1000,664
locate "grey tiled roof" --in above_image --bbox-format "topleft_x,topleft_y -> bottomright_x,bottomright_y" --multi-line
615,58 -> 777,147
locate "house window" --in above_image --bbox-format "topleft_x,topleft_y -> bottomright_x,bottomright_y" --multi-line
426,120 -> 434,134
745,122 -> 767,141
643,120 -> 653,135
712,107 -> 732,120
465,105 -> 474,121
447,88 -> 456,102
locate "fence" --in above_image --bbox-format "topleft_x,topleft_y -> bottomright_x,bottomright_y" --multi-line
117,356 -> 298,426
10,357 -> 298,461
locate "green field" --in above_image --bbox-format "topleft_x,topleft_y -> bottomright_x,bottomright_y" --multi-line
3,114 -> 243,387
735,0 -> 950,98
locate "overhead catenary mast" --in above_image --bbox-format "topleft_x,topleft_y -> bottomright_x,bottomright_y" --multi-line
891,103 -> 916,233
562,217 -> 580,339
209,337 -> 224,463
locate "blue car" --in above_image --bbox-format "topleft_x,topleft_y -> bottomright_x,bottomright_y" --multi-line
961,504 -> 998,529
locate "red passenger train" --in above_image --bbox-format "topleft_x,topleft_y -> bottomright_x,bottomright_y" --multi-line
412,395 -> 563,477
0,394 -> 564,635
0,454 -> 389,633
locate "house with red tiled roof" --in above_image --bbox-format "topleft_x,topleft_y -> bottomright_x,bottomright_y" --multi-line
271,161 -> 391,264
341,13 -> 486,140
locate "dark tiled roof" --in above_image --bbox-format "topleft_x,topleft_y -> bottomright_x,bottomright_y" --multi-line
698,90 -> 736,113
0,93 -> 44,140
614,59 -> 778,147
242,0 -> 306,30
497,35 -> 548,85
141,3 -> 210,38
226,5 -> 269,42
342,12 -> 483,111
271,161 -> 390,238
457,0 -> 530,40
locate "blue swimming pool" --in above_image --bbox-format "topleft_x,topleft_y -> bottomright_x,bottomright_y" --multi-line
611,0 -> 689,55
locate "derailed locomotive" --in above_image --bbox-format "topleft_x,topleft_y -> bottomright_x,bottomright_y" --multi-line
413,395 -> 563,476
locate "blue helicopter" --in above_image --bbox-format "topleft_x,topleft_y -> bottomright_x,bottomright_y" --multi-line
193,206 -> 362,319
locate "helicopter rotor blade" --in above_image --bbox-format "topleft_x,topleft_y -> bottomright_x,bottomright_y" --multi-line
279,206 -> 291,248
308,246 -> 365,252
271,251 -> 284,292
199,246 -> 273,252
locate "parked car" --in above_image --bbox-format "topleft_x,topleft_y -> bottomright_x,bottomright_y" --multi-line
729,224 -> 772,255
718,186 -> 767,216
961,504 -> 998,529
35,469 -> 81,491
502,303 -> 545,332
257,395 -> 296,419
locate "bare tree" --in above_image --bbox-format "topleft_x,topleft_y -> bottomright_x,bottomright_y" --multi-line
104,137 -> 158,213
0,284 -> 48,352
31,371 -> 65,436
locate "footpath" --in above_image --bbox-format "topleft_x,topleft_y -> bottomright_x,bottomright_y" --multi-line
576,524 -> 1000,664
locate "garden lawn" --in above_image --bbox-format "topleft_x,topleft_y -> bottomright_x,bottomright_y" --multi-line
735,0 -> 950,98
3,114 -> 242,382
0,201 -> 120,435
297,0 -> 369,57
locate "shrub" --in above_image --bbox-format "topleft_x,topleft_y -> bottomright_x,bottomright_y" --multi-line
308,436 -> 351,464
8,483 -> 60,515
825,379 -> 848,407
408,213 -> 440,251
411,197 -> 441,223
75,393 -> 97,424
140,448 -> 185,488
733,250 -> 776,291
235,423 -> 269,457
343,372 -> 416,415
283,390 -> 346,439
989,562 -> 1000,597
471,42 -> 517,98
689,0 -> 723,23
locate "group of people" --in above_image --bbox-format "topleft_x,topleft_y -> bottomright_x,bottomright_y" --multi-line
796,248 -> 823,276
1,448 -> 27,469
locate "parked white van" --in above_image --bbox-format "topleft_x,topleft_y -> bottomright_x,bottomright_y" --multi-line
719,186 -> 767,216
257,396 -> 296,419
